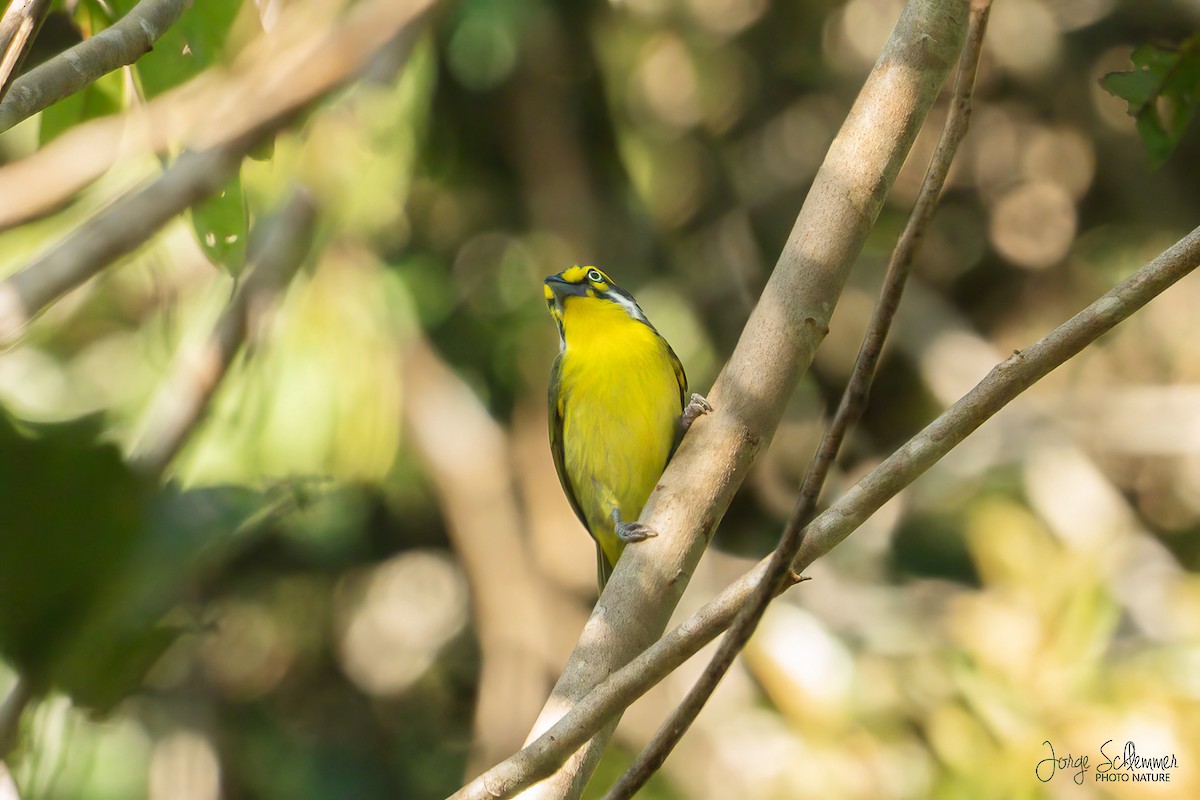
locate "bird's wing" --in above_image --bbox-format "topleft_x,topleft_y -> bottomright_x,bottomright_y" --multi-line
666,343 -> 688,410
666,343 -> 694,456
548,354 -> 589,531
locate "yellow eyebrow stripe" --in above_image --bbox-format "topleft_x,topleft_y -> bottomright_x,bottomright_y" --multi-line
558,265 -> 613,285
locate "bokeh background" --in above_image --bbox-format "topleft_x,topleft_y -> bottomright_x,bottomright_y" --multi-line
1,0 -> 1200,798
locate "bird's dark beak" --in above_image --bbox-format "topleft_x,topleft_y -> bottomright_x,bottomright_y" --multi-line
544,275 -> 587,304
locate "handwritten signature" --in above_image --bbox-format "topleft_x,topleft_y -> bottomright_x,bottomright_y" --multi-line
1037,740 -> 1178,784
1036,740 -> 1089,785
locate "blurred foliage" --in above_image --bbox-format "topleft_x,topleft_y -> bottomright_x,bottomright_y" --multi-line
1,0 -> 1200,799
0,411 -> 269,711
37,68 -> 123,145
1102,32 -> 1200,167
0,412 -> 153,699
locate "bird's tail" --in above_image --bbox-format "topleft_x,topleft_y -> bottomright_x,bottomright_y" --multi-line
596,542 -> 615,589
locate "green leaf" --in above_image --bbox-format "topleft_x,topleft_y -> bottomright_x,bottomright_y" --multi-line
192,170 -> 249,275
38,66 -> 124,144
0,408 -> 273,711
74,0 -> 116,36
0,411 -> 154,687
111,0 -> 248,98
51,484 -> 269,711
1101,34 -> 1200,168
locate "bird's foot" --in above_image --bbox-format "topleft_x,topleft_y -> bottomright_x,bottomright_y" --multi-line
681,393 -> 713,431
616,521 -> 657,543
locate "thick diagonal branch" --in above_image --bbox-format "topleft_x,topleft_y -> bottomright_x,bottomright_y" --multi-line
479,2 -> 969,799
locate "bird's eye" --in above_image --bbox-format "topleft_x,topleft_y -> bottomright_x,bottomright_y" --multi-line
587,269 -> 604,283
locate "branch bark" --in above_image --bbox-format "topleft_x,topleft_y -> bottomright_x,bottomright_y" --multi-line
505,1 -> 968,797
452,222 -> 1200,800
0,0 -> 188,133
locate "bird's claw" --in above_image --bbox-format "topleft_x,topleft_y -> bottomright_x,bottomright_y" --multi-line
616,521 -> 657,543
681,393 -> 712,431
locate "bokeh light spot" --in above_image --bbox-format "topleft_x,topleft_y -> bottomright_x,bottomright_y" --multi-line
149,731 -> 220,800
447,13 -> 519,92
335,550 -> 469,696
989,181 -> 1076,269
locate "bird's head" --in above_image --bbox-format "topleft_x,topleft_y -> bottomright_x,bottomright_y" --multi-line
543,266 -> 649,332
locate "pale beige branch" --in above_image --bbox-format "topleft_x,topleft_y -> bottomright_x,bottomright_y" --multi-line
452,223 -> 1200,800
0,0 -> 188,132
496,1 -> 969,798
130,189 -> 318,475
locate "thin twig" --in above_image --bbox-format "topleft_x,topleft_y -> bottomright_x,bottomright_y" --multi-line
130,189 -> 318,475
0,675 -> 32,761
0,0 -> 189,132
601,5 -> 993,796
451,223 -> 1200,800
0,0 -> 51,103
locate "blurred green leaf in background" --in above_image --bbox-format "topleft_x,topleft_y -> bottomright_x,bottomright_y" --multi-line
1102,33 -> 1200,167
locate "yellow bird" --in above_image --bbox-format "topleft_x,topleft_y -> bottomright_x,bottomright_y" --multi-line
544,266 -> 710,588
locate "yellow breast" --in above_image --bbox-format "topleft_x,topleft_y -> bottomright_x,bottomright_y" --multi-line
557,297 -> 681,566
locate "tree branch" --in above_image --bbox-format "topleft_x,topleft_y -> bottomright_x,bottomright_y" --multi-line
0,0 -> 188,133
130,189 -> 318,475
602,4 -> 992,795
0,0 -> 51,103
503,1 -> 968,798
451,223 -> 1200,800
